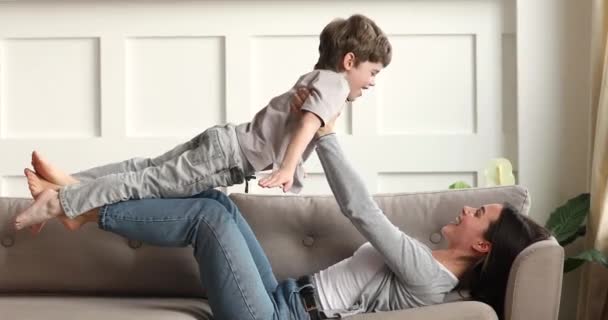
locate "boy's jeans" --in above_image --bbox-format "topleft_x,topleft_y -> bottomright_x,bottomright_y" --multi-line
98,189 -> 309,320
61,124 -> 253,218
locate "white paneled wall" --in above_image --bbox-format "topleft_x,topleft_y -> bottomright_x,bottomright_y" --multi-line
126,36 -> 225,137
380,34 -> 476,135
0,0 -> 515,198
3,38 -> 101,138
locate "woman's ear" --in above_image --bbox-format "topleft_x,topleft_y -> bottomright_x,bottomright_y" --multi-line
473,240 -> 492,254
342,52 -> 356,71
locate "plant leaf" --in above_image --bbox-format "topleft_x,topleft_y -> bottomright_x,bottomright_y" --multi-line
564,258 -> 586,273
545,193 -> 590,245
560,225 -> 587,247
564,249 -> 608,273
449,181 -> 471,189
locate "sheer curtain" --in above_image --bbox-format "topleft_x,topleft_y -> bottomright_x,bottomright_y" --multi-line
577,1 -> 608,319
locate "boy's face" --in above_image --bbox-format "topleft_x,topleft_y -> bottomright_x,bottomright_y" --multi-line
343,54 -> 383,101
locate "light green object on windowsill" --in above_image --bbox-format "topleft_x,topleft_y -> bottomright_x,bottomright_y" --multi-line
448,158 -> 515,190
483,158 -> 516,186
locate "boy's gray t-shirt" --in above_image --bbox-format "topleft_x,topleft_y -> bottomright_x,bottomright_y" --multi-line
235,69 -> 350,193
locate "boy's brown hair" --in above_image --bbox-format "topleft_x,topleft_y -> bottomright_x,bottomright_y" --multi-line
314,14 -> 392,71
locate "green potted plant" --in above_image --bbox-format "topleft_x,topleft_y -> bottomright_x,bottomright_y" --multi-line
545,193 -> 608,272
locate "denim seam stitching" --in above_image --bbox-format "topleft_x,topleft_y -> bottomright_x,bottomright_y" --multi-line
198,216 -> 260,320
102,215 -> 191,223
98,205 -> 109,229
101,206 -> 191,223
166,167 -> 232,190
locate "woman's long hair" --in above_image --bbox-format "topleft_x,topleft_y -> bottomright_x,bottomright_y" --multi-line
465,203 -> 551,319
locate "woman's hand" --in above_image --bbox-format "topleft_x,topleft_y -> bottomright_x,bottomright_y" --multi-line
316,111 -> 340,138
290,87 -> 310,113
290,86 -> 340,137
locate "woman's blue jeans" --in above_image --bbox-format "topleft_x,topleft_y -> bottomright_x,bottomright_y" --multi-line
98,189 -> 309,320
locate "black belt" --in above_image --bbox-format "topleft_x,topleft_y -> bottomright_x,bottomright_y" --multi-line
297,275 -> 325,320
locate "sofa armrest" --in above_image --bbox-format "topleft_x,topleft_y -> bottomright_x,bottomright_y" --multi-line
504,238 -> 564,320
347,301 -> 497,320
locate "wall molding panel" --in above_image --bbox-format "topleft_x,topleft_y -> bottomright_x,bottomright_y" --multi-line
0,0 -> 516,199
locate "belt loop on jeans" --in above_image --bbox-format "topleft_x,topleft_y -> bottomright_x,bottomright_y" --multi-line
297,275 -> 324,320
244,175 -> 256,193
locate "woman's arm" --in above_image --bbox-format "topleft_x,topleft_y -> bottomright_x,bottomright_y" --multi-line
315,133 -> 440,285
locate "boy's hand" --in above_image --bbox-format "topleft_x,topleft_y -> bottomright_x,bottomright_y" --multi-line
290,87 -> 311,113
258,167 -> 294,193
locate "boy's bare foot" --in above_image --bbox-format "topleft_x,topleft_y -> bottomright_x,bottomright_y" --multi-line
31,151 -> 78,186
23,153 -> 90,233
25,168 -> 56,234
57,212 -> 95,231
26,213 -> 94,233
25,155 -> 74,235
25,168 -> 60,198
29,222 -> 46,235
15,189 -> 64,230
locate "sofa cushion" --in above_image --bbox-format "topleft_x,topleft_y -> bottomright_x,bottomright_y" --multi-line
0,186 -> 529,296
230,185 -> 530,280
0,297 -> 213,320
0,297 -> 499,320
0,197 -> 204,296
348,301 -> 498,320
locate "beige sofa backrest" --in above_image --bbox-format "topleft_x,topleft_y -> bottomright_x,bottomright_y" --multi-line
230,185 -> 532,280
0,197 -> 204,297
0,186 -> 563,320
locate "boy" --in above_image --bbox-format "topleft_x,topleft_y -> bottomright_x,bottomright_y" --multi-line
15,14 -> 392,231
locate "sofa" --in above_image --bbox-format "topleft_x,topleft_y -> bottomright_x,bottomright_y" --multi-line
0,185 -> 563,320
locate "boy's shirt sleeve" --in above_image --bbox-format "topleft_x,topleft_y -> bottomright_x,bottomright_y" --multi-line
300,71 -> 350,126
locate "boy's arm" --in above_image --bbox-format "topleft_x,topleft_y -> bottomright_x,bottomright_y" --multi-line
258,111 -> 321,192
259,72 -> 346,193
